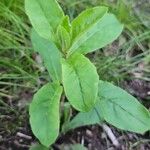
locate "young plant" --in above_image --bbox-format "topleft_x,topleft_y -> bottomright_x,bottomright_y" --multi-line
25,0 -> 150,148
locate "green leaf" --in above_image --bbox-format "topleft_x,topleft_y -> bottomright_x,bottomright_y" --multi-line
63,107 -> 103,132
62,53 -> 99,112
98,80 -> 150,134
25,0 -> 64,40
31,30 -> 62,82
56,25 -> 71,53
69,7 -> 123,55
29,83 -> 63,147
30,143 -> 48,150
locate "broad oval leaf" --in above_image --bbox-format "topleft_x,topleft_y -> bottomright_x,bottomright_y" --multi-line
69,8 -> 123,55
62,53 -> 99,112
98,80 -> 150,134
31,30 -> 62,82
29,83 -> 63,147
25,0 -> 64,40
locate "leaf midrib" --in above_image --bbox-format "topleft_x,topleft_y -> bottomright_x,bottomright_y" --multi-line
74,66 -> 87,109
69,62 -> 88,110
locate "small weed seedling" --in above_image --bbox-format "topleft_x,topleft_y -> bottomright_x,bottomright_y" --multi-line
25,0 -> 150,148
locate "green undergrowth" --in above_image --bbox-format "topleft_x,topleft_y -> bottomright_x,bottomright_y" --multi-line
0,0 -> 44,135
0,0 -> 47,101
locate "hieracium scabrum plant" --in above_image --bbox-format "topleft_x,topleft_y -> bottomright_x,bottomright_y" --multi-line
25,0 -> 150,147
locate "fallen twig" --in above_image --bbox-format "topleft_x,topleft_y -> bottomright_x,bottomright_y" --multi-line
102,124 -> 120,147
16,132 -> 32,140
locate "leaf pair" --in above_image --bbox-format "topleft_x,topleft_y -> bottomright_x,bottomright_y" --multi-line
30,30 -> 99,147
29,52 -> 99,147
30,80 -> 150,148
25,0 -> 123,55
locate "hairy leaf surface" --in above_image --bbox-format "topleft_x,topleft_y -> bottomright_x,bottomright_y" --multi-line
62,53 -> 99,112
29,83 -> 62,147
